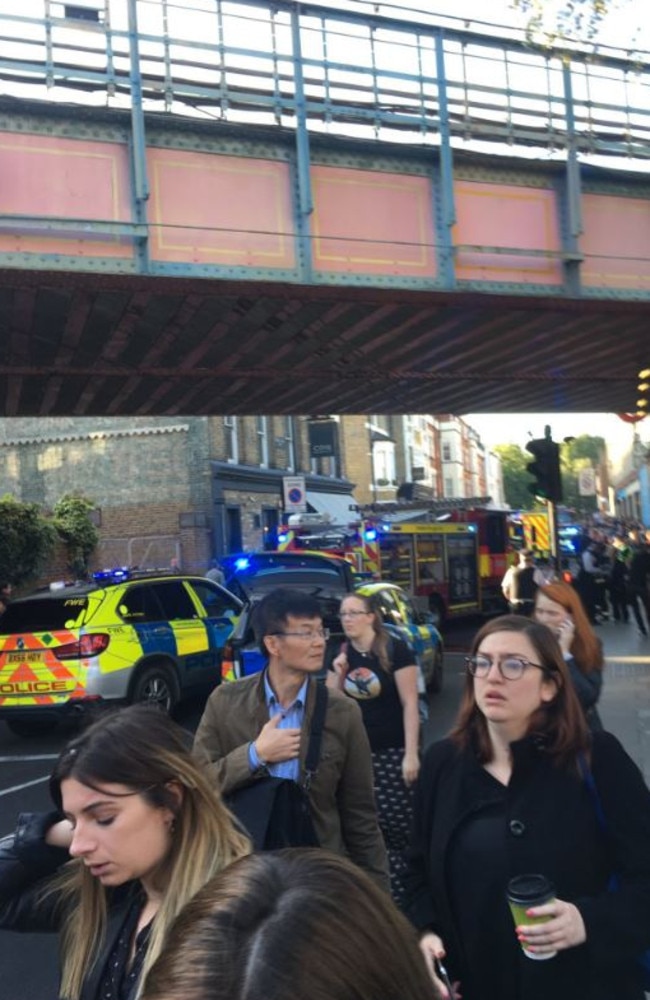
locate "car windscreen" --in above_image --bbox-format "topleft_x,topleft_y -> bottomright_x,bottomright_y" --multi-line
0,596 -> 90,632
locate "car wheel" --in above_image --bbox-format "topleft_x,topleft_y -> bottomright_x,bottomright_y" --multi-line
428,595 -> 446,629
427,646 -> 444,694
130,663 -> 180,713
5,717 -> 58,738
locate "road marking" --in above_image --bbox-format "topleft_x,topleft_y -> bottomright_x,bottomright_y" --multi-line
0,776 -> 49,797
0,754 -> 59,763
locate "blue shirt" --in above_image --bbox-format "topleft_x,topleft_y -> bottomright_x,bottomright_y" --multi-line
247,673 -> 307,781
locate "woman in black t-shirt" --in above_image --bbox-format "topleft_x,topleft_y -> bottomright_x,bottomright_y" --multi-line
327,592 -> 419,904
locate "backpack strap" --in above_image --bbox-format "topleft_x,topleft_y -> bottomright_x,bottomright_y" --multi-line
302,682 -> 328,792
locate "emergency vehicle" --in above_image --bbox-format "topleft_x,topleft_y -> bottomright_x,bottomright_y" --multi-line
277,499 -> 510,624
277,512 -> 380,576
0,569 -> 242,737
509,511 -> 551,556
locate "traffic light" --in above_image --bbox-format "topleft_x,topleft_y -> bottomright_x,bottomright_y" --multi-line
525,437 -> 562,503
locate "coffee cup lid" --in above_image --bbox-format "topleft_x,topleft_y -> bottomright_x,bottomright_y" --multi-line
507,874 -> 554,904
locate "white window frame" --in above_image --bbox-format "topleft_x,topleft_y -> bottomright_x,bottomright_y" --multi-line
224,415 -> 238,464
257,415 -> 269,468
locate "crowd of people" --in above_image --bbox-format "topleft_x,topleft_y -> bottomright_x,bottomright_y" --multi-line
1,575 -> 649,1000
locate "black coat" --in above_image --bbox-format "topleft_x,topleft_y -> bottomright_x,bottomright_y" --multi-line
0,812 -> 142,1000
404,732 -> 650,1000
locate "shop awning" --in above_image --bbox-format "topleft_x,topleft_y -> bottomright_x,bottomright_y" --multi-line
307,492 -> 359,525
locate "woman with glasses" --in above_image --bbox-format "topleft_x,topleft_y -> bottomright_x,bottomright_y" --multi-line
404,614 -> 650,1000
534,580 -> 604,731
327,592 -> 419,905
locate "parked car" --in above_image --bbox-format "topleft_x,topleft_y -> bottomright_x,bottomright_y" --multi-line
355,581 -> 444,693
0,569 -> 242,736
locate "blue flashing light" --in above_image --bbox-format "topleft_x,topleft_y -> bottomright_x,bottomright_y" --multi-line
93,567 -> 130,584
364,528 -> 378,542
277,532 -> 289,543
234,557 -> 251,571
467,524 -> 478,533
380,523 -> 390,533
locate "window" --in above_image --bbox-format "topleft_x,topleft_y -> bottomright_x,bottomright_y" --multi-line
257,416 -> 269,467
118,586 -> 165,623
442,443 -> 452,461
189,581 -> 241,620
284,416 -> 295,472
152,581 -> 198,620
224,416 -> 238,464
0,597 -> 89,632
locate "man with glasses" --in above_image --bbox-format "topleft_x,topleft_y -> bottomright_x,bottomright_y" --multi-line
193,587 -> 389,890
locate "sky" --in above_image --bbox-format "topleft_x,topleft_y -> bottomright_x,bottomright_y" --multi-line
334,0 -> 649,52
462,412 -> 642,458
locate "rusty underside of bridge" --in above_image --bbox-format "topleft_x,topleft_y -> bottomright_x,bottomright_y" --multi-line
0,268 -> 647,417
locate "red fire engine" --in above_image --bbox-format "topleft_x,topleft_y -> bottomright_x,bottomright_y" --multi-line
277,499 -> 510,624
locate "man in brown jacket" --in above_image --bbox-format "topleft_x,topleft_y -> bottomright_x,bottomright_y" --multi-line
194,587 -> 390,892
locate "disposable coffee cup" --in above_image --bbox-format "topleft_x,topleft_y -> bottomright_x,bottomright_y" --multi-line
507,874 -> 557,960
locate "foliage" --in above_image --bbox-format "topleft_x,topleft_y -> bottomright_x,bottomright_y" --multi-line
53,495 -> 99,580
493,444 -> 543,510
512,0 -> 631,45
0,495 -> 57,588
494,435 -> 606,513
559,435 -> 605,513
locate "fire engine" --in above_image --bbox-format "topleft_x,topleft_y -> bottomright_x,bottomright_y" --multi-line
277,499 -> 510,624
509,511 -> 551,555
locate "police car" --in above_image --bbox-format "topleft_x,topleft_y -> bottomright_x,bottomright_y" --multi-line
0,569 -> 242,737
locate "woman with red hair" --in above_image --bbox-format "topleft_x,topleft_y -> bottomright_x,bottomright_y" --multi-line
534,580 -> 604,730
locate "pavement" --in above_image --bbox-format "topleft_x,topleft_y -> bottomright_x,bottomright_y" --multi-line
597,617 -> 650,781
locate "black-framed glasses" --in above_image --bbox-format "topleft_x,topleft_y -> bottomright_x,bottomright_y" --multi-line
270,628 -> 330,642
465,654 -> 546,681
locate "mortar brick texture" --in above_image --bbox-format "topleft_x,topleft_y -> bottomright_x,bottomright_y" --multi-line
0,414 -> 351,577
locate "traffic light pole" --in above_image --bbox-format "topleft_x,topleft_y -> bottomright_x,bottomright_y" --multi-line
547,499 -> 560,574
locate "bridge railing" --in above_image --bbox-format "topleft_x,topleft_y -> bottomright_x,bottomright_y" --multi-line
0,0 -> 648,162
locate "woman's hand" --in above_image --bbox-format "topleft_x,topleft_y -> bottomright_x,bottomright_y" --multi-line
402,750 -> 420,786
516,898 -> 586,956
418,933 -> 459,999
556,617 -> 575,656
45,819 -> 74,850
326,654 -> 348,690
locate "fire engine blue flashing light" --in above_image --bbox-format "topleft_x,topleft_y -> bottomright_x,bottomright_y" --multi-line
380,523 -> 390,532
364,528 -> 378,542
277,532 -> 288,543
235,557 -> 250,571
467,524 -> 478,533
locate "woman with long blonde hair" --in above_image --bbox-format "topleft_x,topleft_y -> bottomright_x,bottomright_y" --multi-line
534,579 -> 604,730
0,705 -> 250,1000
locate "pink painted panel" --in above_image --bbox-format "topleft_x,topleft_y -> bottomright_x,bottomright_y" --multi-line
454,180 -> 563,284
0,133 -> 132,258
582,194 -> 650,289
148,148 -> 295,268
311,166 -> 435,276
